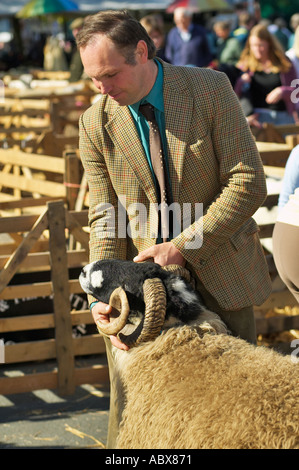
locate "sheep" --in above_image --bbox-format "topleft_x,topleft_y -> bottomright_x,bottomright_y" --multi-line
114,324 -> 299,449
79,259 -> 222,345
80,260 -> 299,449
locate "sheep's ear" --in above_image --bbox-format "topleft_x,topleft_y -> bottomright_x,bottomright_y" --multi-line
96,287 -> 130,337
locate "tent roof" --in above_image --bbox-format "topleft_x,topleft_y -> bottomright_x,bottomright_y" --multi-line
0,0 -> 170,16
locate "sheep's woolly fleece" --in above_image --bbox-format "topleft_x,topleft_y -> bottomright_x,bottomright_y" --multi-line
115,324 -> 299,449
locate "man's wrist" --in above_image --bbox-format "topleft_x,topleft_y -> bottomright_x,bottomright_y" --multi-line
89,301 -> 99,311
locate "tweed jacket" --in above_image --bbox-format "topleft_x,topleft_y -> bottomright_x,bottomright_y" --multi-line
79,60 -> 272,310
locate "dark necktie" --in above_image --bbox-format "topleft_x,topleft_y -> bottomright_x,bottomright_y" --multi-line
139,103 -> 170,242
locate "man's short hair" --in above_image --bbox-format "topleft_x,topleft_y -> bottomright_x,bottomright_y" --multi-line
76,10 -> 156,64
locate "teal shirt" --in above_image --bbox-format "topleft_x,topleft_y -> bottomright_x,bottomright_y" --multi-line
128,60 -> 172,201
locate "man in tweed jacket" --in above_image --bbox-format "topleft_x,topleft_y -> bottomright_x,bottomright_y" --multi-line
77,10 -> 272,447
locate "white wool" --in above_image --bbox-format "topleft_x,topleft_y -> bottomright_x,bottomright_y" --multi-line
91,269 -> 104,288
171,279 -> 198,304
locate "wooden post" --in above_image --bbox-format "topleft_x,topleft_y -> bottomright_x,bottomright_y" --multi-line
64,150 -> 81,211
48,200 -> 75,395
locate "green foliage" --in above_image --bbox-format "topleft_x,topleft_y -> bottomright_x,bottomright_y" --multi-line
260,0 -> 299,22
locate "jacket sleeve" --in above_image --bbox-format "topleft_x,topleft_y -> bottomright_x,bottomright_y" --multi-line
79,110 -> 127,261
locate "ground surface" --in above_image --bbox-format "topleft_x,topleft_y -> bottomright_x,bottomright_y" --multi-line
0,357 -> 109,449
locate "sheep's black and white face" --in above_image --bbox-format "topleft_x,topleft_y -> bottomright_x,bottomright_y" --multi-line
80,259 -> 206,327
79,261 -> 117,303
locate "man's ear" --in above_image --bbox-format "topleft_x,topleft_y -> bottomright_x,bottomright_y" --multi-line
135,40 -> 148,63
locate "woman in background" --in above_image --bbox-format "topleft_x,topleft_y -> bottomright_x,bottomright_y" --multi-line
140,14 -> 169,62
235,24 -> 298,128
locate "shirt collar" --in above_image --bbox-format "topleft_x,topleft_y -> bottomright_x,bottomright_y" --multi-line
129,59 -> 164,119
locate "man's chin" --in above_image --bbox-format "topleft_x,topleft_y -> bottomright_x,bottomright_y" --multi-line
109,93 -> 125,105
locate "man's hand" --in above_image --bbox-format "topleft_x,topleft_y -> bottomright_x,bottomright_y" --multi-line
91,243 -> 185,350
91,301 -> 129,351
133,241 -> 186,267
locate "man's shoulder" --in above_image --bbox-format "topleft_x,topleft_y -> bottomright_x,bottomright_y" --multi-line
162,61 -> 228,88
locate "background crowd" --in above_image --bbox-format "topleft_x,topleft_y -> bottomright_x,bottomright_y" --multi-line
3,2 -> 298,128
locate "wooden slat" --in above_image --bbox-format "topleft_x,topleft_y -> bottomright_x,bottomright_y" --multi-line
0,208 -> 49,294
0,213 -> 41,233
74,364 -> 109,387
48,200 -> 75,395
0,172 -> 66,197
0,311 -> 93,333
0,109 -> 48,117
73,334 -> 106,356
256,141 -> 292,167
3,335 -> 105,364
0,313 -> 55,332
0,249 -> 87,271
64,152 -> 81,211
0,281 -> 53,300
263,166 -> 285,178
0,210 -> 88,234
0,149 -> 65,173
71,310 -> 93,326
68,210 -> 89,227
257,289 -> 299,310
66,211 -> 90,250
274,123 -> 299,135
256,314 -> 299,335
0,196 -> 65,210
0,370 -> 58,395
0,278 -> 84,298
0,365 -> 108,396
5,338 -> 56,363
0,126 -> 51,135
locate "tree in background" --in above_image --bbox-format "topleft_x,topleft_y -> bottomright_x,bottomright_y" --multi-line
260,0 -> 299,22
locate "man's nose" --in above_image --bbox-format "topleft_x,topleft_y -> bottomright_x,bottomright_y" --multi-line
93,79 -> 111,95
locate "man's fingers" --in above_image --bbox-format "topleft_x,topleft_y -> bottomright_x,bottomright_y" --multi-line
110,335 -> 130,351
133,248 -> 155,263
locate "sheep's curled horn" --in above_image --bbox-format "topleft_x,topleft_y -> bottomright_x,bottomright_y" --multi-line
95,265 -> 195,347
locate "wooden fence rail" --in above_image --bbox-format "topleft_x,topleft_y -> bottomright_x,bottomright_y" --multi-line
0,148 -> 82,212
0,201 -> 108,396
1,137 -> 299,396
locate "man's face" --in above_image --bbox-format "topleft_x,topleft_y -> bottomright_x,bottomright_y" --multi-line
80,34 -> 149,106
174,14 -> 191,31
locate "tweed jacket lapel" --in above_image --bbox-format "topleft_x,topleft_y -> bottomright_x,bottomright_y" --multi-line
105,103 -> 158,204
